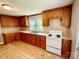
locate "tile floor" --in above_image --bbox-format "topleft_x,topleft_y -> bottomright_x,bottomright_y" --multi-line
0,41 -> 68,59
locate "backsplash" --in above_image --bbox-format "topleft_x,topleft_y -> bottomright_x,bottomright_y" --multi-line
2,27 -> 21,34
43,18 -> 71,37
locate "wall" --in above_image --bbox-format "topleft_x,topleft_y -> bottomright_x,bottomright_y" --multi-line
43,18 -> 70,37
71,0 -> 79,58
2,27 -> 21,34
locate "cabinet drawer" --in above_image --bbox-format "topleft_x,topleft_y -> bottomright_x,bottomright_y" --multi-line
46,46 -> 61,56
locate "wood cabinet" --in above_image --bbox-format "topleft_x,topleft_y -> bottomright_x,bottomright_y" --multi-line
42,12 -> 49,26
26,33 -> 31,44
20,33 -> 31,43
3,32 -> 21,44
20,33 -> 27,42
20,33 -> 46,49
0,15 -> 19,27
3,33 -> 15,43
30,34 -> 36,45
40,35 -> 46,49
36,35 -> 41,47
61,6 -> 72,27
14,32 -> 20,41
62,39 -> 72,58
19,16 -> 29,27
42,5 -> 72,27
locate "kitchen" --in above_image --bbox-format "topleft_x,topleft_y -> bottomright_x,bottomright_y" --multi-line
0,0 -> 79,59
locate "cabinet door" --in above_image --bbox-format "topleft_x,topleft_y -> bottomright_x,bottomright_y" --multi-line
36,35 -> 41,47
3,33 -> 15,43
61,6 -> 72,27
26,33 -> 30,43
30,34 -> 36,45
14,32 -> 20,41
1,15 -> 19,27
19,16 -> 29,27
40,36 -> 46,49
61,39 -> 72,58
20,33 -> 27,42
42,12 -> 49,26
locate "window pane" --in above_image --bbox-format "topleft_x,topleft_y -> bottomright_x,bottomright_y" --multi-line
29,14 -> 43,31
29,21 -> 35,30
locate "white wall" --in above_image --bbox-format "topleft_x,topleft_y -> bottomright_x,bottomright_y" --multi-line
2,27 -> 21,34
43,18 -> 70,37
71,0 -> 79,58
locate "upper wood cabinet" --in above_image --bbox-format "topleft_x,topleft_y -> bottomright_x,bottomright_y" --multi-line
42,12 -> 49,26
61,6 -> 72,27
0,15 -> 19,27
19,16 -> 29,27
42,5 -> 72,27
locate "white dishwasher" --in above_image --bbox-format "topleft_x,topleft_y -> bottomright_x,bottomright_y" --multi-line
46,31 -> 62,56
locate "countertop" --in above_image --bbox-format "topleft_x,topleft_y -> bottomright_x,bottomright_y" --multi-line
20,31 -> 48,36
20,31 -> 72,40
2,31 -> 72,40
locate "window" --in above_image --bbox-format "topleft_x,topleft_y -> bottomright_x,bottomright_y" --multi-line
29,15 -> 43,31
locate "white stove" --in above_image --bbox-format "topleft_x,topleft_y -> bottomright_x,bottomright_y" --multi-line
46,31 -> 62,56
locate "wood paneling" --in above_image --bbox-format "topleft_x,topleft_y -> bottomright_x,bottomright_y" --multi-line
42,5 -> 72,27
62,39 -> 72,58
0,15 -> 19,27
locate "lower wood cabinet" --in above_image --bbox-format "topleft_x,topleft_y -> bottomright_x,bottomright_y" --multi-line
25,33 -> 31,44
3,33 -> 15,43
30,34 -> 36,45
40,36 -> 46,49
14,32 -> 20,41
3,33 -> 21,44
20,33 -> 46,49
36,35 -> 41,47
20,33 -> 27,42
61,39 -> 72,58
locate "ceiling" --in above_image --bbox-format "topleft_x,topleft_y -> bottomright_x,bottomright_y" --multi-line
0,0 -> 73,16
